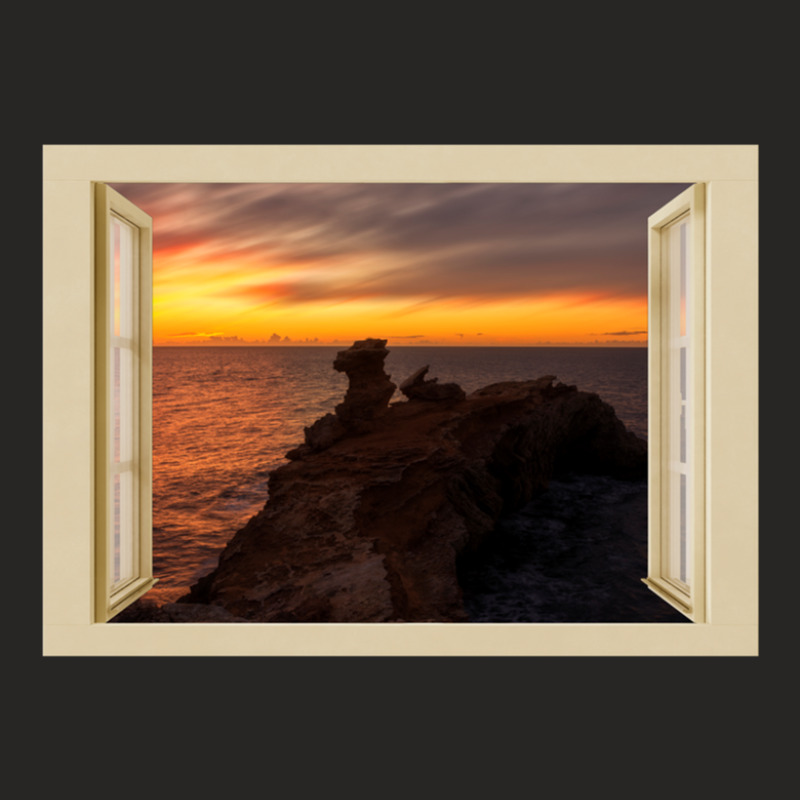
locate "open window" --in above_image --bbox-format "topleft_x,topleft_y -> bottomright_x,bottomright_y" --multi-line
93,184 -> 156,621
643,184 -> 705,621
101,179 -> 705,623
42,145 -> 758,656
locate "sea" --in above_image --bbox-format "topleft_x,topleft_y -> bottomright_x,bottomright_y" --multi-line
150,345 -> 648,608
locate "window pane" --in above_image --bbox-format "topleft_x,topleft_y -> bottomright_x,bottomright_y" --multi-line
111,216 -> 134,339
680,404 -> 686,464
680,346 -> 686,402
680,474 -> 687,584
109,209 -> 138,594
666,217 -> 691,588
113,470 -> 134,585
680,221 -> 687,337
112,346 -> 133,463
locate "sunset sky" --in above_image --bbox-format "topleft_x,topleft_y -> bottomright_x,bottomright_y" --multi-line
109,182 -> 689,347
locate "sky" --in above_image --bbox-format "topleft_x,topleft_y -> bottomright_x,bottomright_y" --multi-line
110,182 -> 689,347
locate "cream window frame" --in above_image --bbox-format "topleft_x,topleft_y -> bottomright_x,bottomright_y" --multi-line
42,145 -> 758,656
643,184 -> 706,621
93,184 -> 156,622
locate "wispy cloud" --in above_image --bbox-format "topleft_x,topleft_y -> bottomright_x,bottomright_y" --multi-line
112,182 -> 689,306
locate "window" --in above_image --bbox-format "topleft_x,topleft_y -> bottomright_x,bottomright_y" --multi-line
42,145 -> 758,655
643,184 -> 706,621
93,184 -> 156,621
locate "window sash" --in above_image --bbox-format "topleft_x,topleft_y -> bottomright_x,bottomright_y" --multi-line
644,183 -> 706,622
94,184 -> 156,622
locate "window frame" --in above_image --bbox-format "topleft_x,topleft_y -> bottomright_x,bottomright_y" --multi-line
643,183 -> 706,621
42,145 -> 758,656
93,183 -> 156,622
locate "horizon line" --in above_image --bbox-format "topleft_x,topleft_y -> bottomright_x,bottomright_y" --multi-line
152,342 -> 648,348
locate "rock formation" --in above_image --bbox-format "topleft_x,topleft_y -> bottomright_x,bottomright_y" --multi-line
399,365 -> 466,403
333,338 -> 396,423
293,338 -> 395,456
176,340 -> 647,623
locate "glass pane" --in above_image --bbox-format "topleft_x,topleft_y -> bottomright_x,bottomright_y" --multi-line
111,216 -> 134,339
666,216 -> 691,588
108,209 -> 139,593
680,346 -> 686,402
113,470 -> 134,585
680,221 -> 687,337
680,474 -> 687,583
680,404 -> 686,464
112,221 -> 120,336
112,346 -> 133,463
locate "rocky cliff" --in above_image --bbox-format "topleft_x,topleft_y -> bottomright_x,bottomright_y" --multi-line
175,338 -> 647,623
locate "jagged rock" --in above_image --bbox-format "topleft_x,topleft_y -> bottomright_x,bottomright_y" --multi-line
287,339 -> 397,460
180,349 -> 647,623
303,412 -> 346,451
332,338 -> 396,426
286,339 -> 397,459
399,365 -> 466,403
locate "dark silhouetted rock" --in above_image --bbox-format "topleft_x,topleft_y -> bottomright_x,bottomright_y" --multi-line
399,365 -> 466,403
287,338 -> 397,460
333,338 -> 396,426
302,412 -> 346,452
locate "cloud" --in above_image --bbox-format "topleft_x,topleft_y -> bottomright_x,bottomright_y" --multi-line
203,335 -> 246,343
601,330 -> 647,336
111,181 -> 691,306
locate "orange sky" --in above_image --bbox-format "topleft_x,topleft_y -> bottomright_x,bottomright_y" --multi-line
111,182 -> 687,347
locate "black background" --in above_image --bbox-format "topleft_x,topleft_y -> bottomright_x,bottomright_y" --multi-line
14,16 -> 784,795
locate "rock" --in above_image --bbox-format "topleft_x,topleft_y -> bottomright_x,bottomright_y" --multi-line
332,338 -> 396,427
303,412 -> 346,451
399,365 -> 466,403
179,347 -> 647,623
286,339 -> 397,459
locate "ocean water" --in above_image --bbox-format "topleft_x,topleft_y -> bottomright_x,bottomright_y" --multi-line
150,345 -> 647,604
